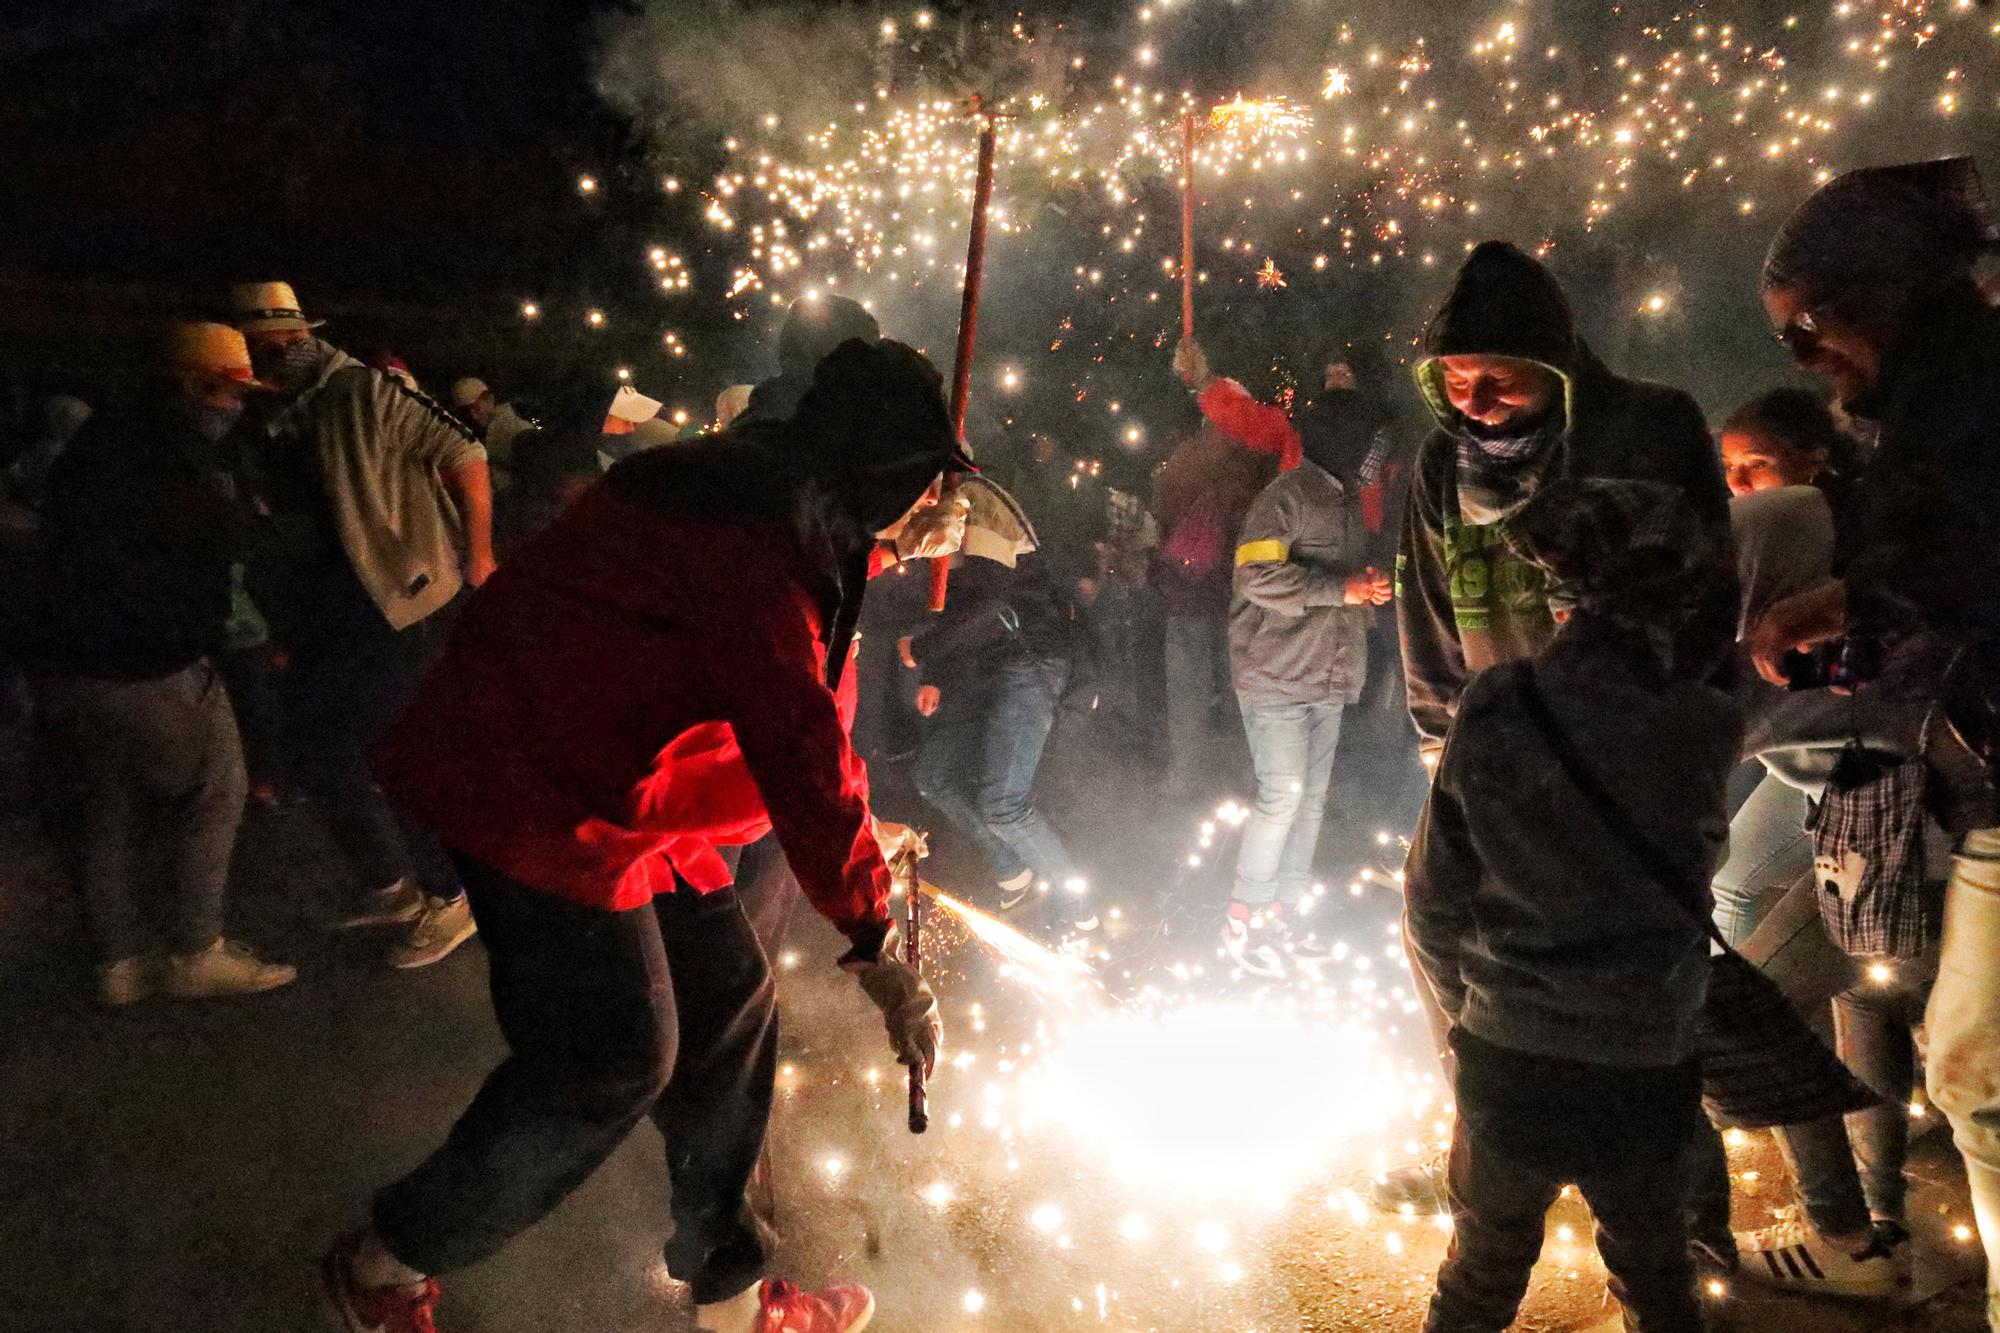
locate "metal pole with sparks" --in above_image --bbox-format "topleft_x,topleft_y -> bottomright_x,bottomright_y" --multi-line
888,844 -> 931,1134
905,876 -> 928,1134
930,96 -> 1000,614
1179,110 -> 1196,339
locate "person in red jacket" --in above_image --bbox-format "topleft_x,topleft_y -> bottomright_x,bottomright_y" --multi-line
320,341 -> 958,1333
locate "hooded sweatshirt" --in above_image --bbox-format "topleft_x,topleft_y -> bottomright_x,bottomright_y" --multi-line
1406,618 -> 1741,1068
1397,242 -> 1727,750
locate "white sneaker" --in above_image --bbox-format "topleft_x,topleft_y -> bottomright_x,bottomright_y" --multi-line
164,939 -> 297,999
1734,1211 -> 1905,1299
1221,908 -> 1286,979
335,878 -> 426,930
389,895 -> 477,970
98,955 -> 157,1006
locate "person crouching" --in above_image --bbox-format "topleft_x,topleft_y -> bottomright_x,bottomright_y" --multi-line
319,341 -> 959,1333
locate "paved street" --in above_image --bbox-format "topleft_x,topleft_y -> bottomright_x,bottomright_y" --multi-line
0,718 -> 1989,1332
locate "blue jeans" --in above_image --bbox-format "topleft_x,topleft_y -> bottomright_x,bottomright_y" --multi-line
1233,698 -> 1344,907
913,659 -> 1079,890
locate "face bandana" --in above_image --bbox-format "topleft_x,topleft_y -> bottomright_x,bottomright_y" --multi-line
1454,413 -> 1562,526
252,339 -> 325,395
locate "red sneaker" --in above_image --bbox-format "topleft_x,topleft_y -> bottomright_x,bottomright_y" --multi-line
320,1234 -> 441,1333
754,1277 -> 876,1332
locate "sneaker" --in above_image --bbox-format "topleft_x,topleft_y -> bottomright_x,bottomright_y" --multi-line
996,869 -> 1033,913
1734,1212 -> 1905,1299
1369,1150 -> 1451,1216
336,880 -> 426,930
98,955 -> 157,1007
1265,909 -> 1334,963
389,895 -> 478,970
753,1278 -> 875,1332
320,1233 -> 440,1333
164,939 -> 297,999
1221,904 -> 1286,980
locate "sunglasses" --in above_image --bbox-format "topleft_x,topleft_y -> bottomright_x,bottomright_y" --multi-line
1774,308 -> 1824,362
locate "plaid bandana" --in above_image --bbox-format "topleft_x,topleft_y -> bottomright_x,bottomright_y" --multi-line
1455,417 -> 1561,525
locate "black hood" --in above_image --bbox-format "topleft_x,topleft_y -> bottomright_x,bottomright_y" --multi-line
1414,242 -> 1580,432
1295,388 -> 1383,481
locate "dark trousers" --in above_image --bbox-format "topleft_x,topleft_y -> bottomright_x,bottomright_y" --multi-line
729,833 -> 803,958
374,856 -> 779,1303
1426,1032 -> 1704,1333
284,573 -> 458,902
217,646 -> 286,791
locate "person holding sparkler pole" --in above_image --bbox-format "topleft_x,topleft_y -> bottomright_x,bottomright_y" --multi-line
318,342 -> 960,1333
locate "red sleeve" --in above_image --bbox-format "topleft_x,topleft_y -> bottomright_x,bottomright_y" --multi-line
701,566 -> 891,938
1197,378 -> 1301,472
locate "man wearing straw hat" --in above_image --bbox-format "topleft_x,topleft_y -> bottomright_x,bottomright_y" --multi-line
230,280 -> 492,970
26,323 -> 298,1004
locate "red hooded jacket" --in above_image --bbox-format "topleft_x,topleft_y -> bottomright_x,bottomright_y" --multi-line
372,479 -> 892,934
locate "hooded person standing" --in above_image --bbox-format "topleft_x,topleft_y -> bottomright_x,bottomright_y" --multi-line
1377,240 -> 1728,1216
1220,372 -> 1393,975
321,340 -> 955,1333
1749,156 -> 2000,1326
1409,480 -> 1741,1333
231,281 -> 492,970
26,324 -> 296,1004
1396,241 -> 1729,755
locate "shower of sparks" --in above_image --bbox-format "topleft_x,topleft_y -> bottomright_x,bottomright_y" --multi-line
1255,256 -> 1288,289
579,0 -> 1992,383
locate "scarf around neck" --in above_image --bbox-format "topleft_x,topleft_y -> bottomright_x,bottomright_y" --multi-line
1455,413 -> 1562,526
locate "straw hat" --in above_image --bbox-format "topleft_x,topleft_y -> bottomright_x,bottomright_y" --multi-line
166,322 -> 271,387
448,377 -> 491,409
715,383 -> 754,427
227,280 -> 324,333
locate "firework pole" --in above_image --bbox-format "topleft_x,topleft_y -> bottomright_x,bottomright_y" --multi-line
930,96 -> 1000,614
906,873 -> 929,1134
888,844 -> 931,1134
1180,110 -> 1196,339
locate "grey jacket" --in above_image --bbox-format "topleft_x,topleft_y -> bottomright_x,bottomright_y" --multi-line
266,343 -> 486,630
1229,460 -> 1372,706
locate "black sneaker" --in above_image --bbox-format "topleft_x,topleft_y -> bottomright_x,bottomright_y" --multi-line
1221,904 -> 1286,979
996,870 -> 1034,913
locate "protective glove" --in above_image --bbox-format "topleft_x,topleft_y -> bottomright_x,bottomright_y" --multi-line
871,817 -> 928,868
842,921 -> 943,1077
894,485 -> 971,561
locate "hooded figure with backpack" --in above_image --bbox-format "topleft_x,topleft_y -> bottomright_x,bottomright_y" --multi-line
321,341 -> 960,1333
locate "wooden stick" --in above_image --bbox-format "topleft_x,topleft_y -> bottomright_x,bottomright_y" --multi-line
1180,110 -> 1196,339
931,101 -> 1000,614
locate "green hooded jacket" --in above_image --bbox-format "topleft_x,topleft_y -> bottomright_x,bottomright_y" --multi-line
1396,242 -> 1727,750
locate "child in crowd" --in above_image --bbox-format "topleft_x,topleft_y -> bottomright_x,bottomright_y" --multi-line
1407,478 -> 1741,1333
